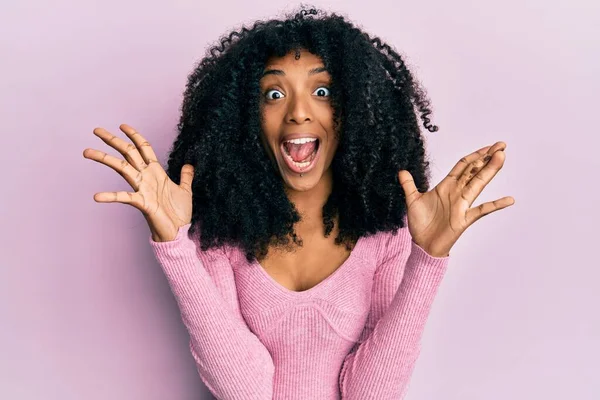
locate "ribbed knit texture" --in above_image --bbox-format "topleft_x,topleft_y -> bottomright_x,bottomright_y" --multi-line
149,215 -> 449,399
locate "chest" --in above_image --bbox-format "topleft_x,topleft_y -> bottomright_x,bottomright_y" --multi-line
258,239 -> 354,293
230,233 -> 379,341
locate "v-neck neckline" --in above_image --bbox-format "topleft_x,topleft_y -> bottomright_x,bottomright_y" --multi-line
251,235 -> 366,297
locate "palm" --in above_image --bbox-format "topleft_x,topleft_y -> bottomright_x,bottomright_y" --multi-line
398,142 -> 515,257
83,124 -> 195,241
137,162 -> 193,224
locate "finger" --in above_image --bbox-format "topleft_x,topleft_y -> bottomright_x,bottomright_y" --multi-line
119,124 -> 159,166
465,196 -> 515,226
398,170 -> 420,207
456,142 -> 506,190
93,127 -> 148,170
461,149 -> 506,206
83,148 -> 142,190
179,164 -> 194,194
444,145 -> 492,182
93,190 -> 147,211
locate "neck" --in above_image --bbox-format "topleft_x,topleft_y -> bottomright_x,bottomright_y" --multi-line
285,168 -> 333,237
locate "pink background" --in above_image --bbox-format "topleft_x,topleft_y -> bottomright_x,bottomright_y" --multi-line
1,1 -> 598,399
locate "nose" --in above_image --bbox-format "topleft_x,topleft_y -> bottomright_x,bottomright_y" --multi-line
285,93 -> 312,124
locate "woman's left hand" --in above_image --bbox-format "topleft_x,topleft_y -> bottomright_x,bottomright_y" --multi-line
398,141 -> 515,257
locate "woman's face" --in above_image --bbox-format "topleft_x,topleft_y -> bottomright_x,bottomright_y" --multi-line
259,49 -> 339,192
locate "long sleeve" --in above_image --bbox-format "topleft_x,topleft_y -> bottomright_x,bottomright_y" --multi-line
148,223 -> 274,399
338,219 -> 450,399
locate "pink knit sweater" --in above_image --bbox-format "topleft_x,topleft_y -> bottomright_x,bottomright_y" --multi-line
148,215 -> 449,399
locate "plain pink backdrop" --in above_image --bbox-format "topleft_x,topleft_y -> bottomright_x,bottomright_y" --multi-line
1,1 -> 598,399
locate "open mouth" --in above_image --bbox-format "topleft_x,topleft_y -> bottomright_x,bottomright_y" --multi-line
280,138 -> 321,174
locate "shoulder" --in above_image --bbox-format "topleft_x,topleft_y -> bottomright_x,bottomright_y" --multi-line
184,223 -> 238,264
363,214 -> 412,267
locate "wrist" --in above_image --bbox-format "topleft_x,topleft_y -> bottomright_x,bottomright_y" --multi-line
148,223 -> 178,243
412,239 -> 450,257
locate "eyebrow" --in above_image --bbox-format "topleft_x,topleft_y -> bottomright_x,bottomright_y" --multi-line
261,66 -> 328,78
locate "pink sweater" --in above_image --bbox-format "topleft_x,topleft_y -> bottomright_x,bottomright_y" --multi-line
148,215 -> 450,399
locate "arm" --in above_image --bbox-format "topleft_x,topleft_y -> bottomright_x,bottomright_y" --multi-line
149,223 -> 274,399
338,220 -> 450,399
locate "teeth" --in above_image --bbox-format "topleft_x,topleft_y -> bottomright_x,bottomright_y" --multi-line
292,159 -> 310,167
285,137 -> 317,144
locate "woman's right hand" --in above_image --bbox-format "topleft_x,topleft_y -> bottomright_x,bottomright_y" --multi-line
83,123 -> 196,242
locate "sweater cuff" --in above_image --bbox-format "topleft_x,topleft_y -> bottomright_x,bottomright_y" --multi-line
148,223 -> 193,251
409,239 -> 450,272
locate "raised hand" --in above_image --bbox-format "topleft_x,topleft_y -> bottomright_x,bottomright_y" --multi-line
83,124 -> 195,242
398,141 -> 515,257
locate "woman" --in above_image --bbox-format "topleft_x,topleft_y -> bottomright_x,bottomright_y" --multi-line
83,6 -> 514,399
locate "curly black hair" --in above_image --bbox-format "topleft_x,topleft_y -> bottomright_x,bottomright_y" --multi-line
163,5 -> 439,262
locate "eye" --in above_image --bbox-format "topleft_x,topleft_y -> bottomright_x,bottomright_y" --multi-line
313,86 -> 331,97
264,89 -> 284,100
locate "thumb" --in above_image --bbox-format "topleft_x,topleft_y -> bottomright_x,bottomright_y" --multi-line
179,164 -> 195,193
398,170 -> 419,206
